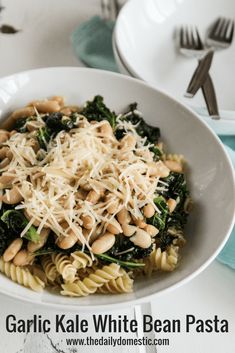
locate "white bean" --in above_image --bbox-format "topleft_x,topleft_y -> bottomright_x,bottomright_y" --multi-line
91,232 -> 115,254
1,186 -> 23,204
81,215 -> 94,230
122,224 -> 136,237
148,161 -> 170,178
0,174 -> 15,187
28,100 -> 60,113
3,238 -> 23,262
86,190 -> 100,203
130,229 -> 152,248
132,217 -> 147,229
13,249 -> 34,266
99,121 -> 113,136
145,224 -> 159,237
106,218 -> 122,234
27,228 -> 50,252
120,134 -> 136,150
57,230 -> 78,249
143,204 -> 155,218
117,208 -> 131,224
167,198 -> 177,213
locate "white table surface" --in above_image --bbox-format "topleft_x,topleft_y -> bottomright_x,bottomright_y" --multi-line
0,1 -> 234,352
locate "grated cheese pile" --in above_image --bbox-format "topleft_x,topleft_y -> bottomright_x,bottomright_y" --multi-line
1,114 -> 168,250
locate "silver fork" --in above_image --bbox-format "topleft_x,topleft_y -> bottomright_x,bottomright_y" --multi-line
206,17 -> 234,49
179,26 -> 208,58
183,17 -> 234,117
179,26 -> 219,118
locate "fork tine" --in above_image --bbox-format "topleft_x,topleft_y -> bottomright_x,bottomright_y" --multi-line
220,18 -> 230,39
195,27 -> 203,49
185,26 -> 191,47
228,20 -> 234,43
190,27 -> 196,47
179,27 -> 184,47
209,17 -> 222,39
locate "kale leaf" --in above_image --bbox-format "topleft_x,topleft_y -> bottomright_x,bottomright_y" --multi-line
45,112 -> 75,132
82,95 -> 116,128
96,253 -> 145,269
37,126 -> 52,150
1,210 -> 40,243
148,196 -> 168,231
14,117 -> 32,133
115,102 -> 160,144
0,223 -> 11,256
108,234 -> 153,261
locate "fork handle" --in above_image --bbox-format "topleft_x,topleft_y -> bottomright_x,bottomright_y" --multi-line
201,74 -> 220,119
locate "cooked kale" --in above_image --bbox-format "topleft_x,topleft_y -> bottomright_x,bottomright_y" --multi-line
115,102 -> 160,144
156,231 -> 175,251
82,95 -> 116,128
36,126 -> 52,150
149,145 -> 162,161
1,210 -> 40,243
14,117 -> 31,133
45,112 -> 75,132
107,234 -> 153,261
96,253 -> 145,269
0,223 -> 11,256
148,196 -> 168,231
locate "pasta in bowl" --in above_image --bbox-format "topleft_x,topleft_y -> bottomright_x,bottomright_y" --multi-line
0,95 -> 191,296
0,67 -> 233,308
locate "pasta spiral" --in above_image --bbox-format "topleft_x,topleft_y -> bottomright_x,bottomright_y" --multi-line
70,251 -> 93,270
0,257 -> 45,292
98,269 -> 133,294
61,263 -> 121,297
51,253 -> 76,283
144,246 -> 179,275
41,255 -> 58,283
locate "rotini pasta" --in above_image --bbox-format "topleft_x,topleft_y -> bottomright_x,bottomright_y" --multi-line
144,246 -> 179,275
41,255 -> 58,283
0,257 -> 45,292
70,251 -> 93,270
51,253 -> 77,283
61,263 -> 122,297
165,153 -> 185,164
98,269 -> 133,294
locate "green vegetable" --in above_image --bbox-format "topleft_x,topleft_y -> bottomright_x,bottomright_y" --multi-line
148,196 -> 168,231
34,248 -> 59,256
1,210 -> 40,243
14,117 -> 30,133
116,102 -> 160,143
37,126 -> 52,150
45,112 -> 75,132
0,224 -> 10,256
96,253 -> 145,269
82,95 -> 116,128
108,234 -> 153,261
149,145 -> 162,161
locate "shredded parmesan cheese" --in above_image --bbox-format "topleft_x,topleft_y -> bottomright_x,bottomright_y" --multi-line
1,114 -> 166,250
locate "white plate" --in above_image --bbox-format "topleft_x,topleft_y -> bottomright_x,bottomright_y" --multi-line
0,67 -> 234,310
113,31 -> 235,135
115,0 -> 235,119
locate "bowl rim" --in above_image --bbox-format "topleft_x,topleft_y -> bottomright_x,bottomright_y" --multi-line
0,66 -> 234,311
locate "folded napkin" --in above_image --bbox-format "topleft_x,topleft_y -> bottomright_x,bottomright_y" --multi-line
72,17 -> 235,270
71,16 -> 119,72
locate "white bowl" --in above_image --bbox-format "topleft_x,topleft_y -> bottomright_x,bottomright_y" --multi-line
112,31 -> 133,77
0,67 -> 234,310
115,0 -> 235,114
